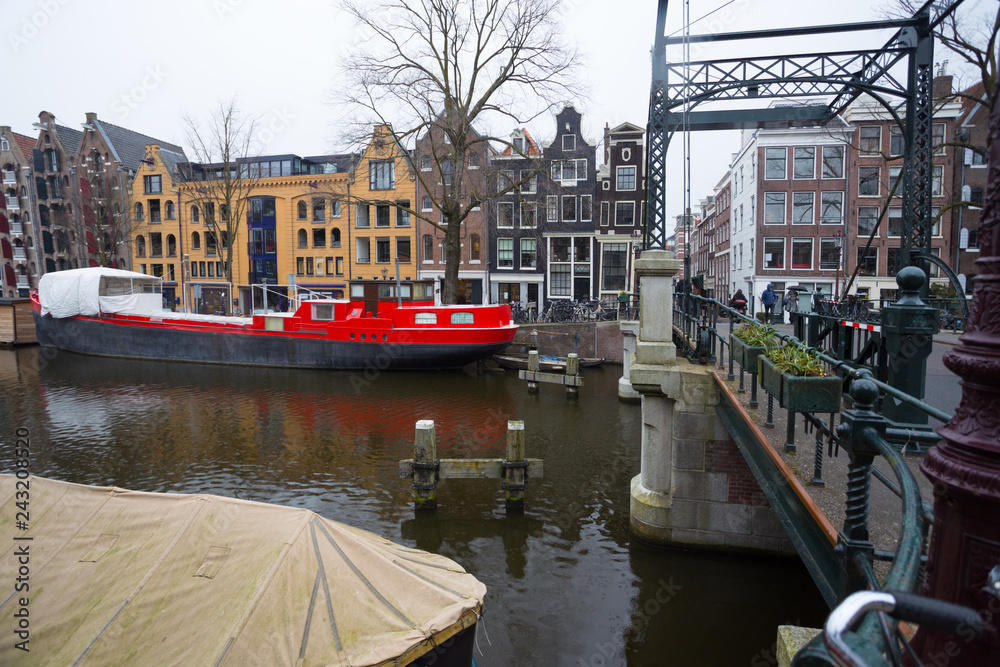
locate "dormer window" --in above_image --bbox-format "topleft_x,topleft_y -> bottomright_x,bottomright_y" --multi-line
513,137 -> 524,153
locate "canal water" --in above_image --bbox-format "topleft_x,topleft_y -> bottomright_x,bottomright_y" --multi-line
0,346 -> 827,665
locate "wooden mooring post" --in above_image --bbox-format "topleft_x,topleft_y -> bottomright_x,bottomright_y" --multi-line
518,350 -> 583,396
399,419 -> 543,511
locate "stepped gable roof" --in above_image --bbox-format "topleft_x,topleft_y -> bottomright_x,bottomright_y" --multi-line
54,124 -> 83,154
12,132 -> 35,159
94,119 -> 185,172
499,129 -> 541,156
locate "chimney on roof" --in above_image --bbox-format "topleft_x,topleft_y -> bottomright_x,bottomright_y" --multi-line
86,112 -> 98,124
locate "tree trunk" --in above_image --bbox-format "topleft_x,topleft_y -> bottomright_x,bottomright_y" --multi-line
440,204 -> 463,304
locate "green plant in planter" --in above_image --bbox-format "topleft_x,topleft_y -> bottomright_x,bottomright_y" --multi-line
732,322 -> 777,348
731,322 -> 777,371
759,344 -> 842,413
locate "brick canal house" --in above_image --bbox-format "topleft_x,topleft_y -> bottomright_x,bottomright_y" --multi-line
952,82 -> 989,295
489,105 -> 599,308
840,76 -> 961,304
0,128 -> 38,296
414,119 -> 490,304
729,109 -> 854,310
595,122 -> 646,302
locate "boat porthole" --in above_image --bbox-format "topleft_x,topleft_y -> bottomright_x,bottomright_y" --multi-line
350,333 -> 355,340
360,333 -> 366,341
382,334 -> 388,342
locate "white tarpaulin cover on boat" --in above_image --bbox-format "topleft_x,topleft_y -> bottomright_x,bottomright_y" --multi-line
37,267 -> 160,318
0,476 -> 485,666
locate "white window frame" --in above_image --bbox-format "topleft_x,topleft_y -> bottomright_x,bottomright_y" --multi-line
497,237 -> 514,269
519,237 -> 537,269
763,237 -> 785,269
497,202 -> 514,228
520,201 -> 537,228
792,192 -> 814,224
547,195 -> 558,222
562,195 -> 576,222
820,191 -> 844,225
764,148 -> 786,180
580,195 -> 592,222
562,134 -> 576,151
616,166 -> 636,191
821,145 -> 845,179
764,192 -> 786,224
793,147 -> 815,180
615,201 -> 635,226
859,126 -> 881,156
791,237 -> 814,270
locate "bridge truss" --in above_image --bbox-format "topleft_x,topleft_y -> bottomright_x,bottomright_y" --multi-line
645,0 -> 966,290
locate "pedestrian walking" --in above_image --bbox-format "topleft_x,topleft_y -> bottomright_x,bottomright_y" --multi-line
783,288 -> 799,323
761,283 -> 778,324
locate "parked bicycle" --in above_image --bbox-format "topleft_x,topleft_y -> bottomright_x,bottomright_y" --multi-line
813,587 -> 987,666
510,301 -> 534,324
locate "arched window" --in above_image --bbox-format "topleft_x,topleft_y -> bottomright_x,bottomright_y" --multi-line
191,231 -> 201,250
470,234 -> 481,261
468,152 -> 480,168
165,201 -> 174,219
332,228 -> 341,245
167,234 -> 177,256
298,200 -> 307,219
118,258 -> 126,270
423,234 -> 433,262
298,229 -> 307,248
205,202 -> 215,222
191,205 -> 200,222
25,236 -> 32,248
136,235 -> 146,257
971,187 -> 984,207
135,202 -> 145,221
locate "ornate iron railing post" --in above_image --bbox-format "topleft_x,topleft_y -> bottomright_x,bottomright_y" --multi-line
880,267 -> 939,426
909,95 -> 1000,666
835,371 -> 887,593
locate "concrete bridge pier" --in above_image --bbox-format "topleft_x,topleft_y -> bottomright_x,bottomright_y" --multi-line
628,249 -> 792,554
619,320 -> 640,402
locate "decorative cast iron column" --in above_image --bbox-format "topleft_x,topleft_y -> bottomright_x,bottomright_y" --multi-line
910,96 -> 1000,665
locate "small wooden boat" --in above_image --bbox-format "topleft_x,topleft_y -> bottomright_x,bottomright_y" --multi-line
492,352 -> 606,372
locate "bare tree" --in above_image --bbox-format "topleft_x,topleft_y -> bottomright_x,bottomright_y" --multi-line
887,0 -> 998,113
337,0 -> 579,304
182,98 -> 261,302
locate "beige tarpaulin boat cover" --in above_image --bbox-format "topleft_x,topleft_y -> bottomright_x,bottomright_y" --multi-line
0,476 -> 485,666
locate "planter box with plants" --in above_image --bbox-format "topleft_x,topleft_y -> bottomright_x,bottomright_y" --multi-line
758,345 -> 843,413
730,322 -> 776,373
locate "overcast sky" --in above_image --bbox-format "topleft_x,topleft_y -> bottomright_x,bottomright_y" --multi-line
7,0 -> 958,223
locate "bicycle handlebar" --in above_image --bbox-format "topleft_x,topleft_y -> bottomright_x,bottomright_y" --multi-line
825,590 -> 983,667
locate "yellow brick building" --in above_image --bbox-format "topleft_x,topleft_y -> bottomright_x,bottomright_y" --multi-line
347,125 -> 417,282
129,127 -> 418,314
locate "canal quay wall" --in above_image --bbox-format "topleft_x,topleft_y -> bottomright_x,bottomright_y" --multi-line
505,321 -> 624,361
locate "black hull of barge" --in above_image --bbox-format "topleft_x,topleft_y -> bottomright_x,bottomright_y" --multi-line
32,313 -> 510,371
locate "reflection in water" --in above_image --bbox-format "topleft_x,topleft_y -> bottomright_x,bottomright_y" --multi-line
0,346 -> 826,665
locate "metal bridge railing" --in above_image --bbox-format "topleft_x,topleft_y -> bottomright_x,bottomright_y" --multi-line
672,286 -> 949,665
